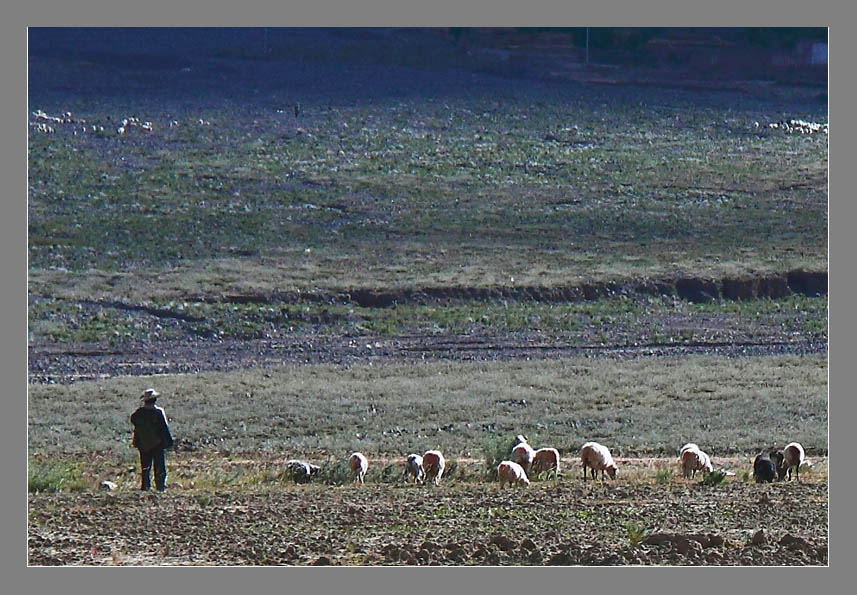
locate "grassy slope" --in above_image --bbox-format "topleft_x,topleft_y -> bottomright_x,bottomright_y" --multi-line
28,355 -> 828,460
28,82 -> 828,303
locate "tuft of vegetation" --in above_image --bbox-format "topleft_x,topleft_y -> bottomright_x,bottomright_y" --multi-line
627,521 -> 649,547
700,470 -> 729,486
482,435 -> 522,480
28,459 -> 88,493
655,467 -> 673,485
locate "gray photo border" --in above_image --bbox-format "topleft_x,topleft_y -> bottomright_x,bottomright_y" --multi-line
8,1 -> 845,594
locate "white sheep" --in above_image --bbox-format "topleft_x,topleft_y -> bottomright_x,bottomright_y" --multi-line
349,452 -> 369,484
679,443 -> 714,479
497,460 -> 530,488
511,435 -> 535,474
530,447 -> 561,480
580,441 -> 618,481
422,450 -> 446,486
779,442 -> 811,482
403,453 -> 425,484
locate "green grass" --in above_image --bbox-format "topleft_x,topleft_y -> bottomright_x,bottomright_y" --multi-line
28,86 -> 827,303
700,470 -> 729,486
28,459 -> 89,493
655,467 -> 673,485
27,293 -> 827,345
28,355 -> 828,459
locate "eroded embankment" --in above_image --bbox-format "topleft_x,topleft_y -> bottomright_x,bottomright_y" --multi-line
201,269 -> 827,308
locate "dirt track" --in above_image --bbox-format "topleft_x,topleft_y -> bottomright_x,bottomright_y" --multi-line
28,331 -> 827,385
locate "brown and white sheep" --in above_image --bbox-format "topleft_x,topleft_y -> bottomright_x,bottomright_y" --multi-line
530,447 -> 561,480
403,453 -> 425,484
580,441 -> 618,481
679,443 -> 714,479
349,452 -> 369,484
776,442 -> 810,482
422,450 -> 446,486
497,460 -> 531,488
511,435 -> 535,475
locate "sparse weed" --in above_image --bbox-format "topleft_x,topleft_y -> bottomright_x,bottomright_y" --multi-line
700,470 -> 728,486
28,459 -> 88,493
482,435 -> 520,480
655,467 -> 673,485
627,521 -> 648,547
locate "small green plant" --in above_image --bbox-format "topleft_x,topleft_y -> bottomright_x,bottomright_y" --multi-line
700,470 -> 728,486
740,470 -> 752,483
482,435 -> 520,481
319,460 -> 354,485
28,459 -> 88,493
655,467 -> 673,485
626,521 -> 648,547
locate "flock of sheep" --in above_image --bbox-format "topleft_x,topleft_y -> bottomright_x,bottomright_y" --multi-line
284,435 -> 813,487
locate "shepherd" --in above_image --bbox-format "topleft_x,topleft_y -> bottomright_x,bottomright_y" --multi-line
130,388 -> 174,491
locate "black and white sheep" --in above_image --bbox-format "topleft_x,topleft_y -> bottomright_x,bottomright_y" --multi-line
285,459 -> 320,484
403,453 -> 426,484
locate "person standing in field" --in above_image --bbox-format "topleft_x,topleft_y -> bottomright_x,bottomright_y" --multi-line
130,388 -> 174,491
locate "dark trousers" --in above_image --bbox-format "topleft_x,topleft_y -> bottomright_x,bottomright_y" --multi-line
139,448 -> 167,491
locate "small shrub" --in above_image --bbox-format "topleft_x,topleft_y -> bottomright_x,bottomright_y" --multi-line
28,460 -> 88,493
444,459 -> 459,481
740,470 -> 752,483
700,470 -> 728,486
626,521 -> 648,547
482,435 -> 519,481
655,467 -> 673,485
319,460 -> 353,485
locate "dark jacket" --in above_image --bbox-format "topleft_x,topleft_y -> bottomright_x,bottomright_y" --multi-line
131,405 -> 174,452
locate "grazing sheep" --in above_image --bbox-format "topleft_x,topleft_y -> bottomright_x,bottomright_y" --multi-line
349,452 -> 369,484
679,443 -> 714,479
403,453 -> 425,484
511,435 -> 535,474
422,450 -> 446,486
580,441 -> 618,481
497,460 -> 530,488
769,449 -> 786,479
530,447 -> 561,480
778,442 -> 810,482
679,443 -> 699,456
753,454 -> 777,483
286,459 -> 320,484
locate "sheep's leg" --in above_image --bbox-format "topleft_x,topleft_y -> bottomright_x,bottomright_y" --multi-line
582,462 -> 587,482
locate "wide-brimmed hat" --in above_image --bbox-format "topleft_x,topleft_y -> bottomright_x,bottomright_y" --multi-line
140,388 -> 161,402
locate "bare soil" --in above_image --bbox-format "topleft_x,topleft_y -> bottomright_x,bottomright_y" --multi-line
27,458 -> 828,566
